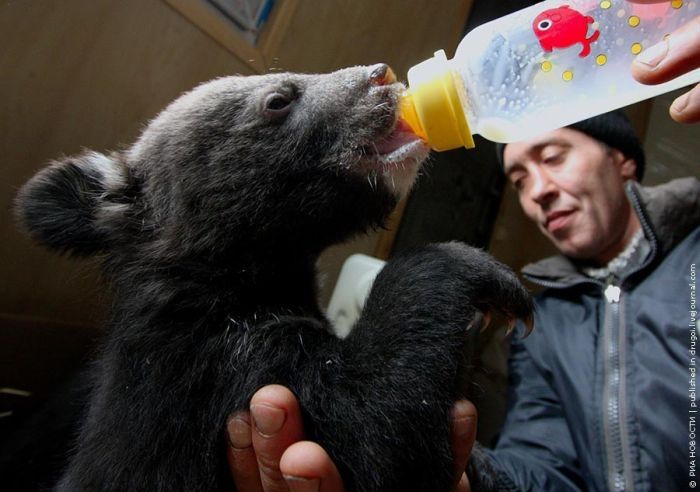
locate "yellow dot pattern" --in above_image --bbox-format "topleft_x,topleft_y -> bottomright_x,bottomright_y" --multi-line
534,2 -> 667,86
672,0 -> 683,8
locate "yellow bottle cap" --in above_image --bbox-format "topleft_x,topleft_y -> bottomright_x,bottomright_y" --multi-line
402,50 -> 474,151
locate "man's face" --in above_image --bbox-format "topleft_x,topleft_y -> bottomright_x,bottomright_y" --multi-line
503,128 -> 638,264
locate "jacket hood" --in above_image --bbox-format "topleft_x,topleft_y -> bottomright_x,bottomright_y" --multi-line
522,177 -> 700,286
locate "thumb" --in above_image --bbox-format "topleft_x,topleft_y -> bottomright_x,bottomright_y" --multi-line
631,15 -> 700,85
451,400 -> 477,492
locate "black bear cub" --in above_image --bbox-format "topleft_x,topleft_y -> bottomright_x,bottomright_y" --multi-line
16,64 -> 532,491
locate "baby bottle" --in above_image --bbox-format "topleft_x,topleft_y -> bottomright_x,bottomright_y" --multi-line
401,0 -> 700,150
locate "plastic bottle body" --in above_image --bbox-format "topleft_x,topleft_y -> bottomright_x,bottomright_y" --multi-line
405,0 -> 700,149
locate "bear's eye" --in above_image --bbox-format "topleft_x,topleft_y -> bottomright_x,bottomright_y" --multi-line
263,92 -> 294,118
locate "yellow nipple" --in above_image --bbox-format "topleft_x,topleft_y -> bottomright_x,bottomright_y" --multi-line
400,91 -> 428,141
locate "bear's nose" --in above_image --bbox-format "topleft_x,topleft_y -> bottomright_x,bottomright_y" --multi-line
369,64 -> 396,86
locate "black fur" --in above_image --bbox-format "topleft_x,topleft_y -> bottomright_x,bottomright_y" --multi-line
16,65 -> 532,491
17,157 -> 111,255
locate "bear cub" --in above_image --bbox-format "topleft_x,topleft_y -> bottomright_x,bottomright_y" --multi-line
16,64 -> 532,491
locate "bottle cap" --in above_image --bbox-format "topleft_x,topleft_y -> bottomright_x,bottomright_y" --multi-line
402,50 -> 474,151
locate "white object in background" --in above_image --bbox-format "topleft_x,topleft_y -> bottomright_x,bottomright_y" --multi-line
326,254 -> 386,338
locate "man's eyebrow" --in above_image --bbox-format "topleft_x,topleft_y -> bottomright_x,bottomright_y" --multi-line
510,139 -> 572,167
530,138 -> 571,154
505,137 -> 573,176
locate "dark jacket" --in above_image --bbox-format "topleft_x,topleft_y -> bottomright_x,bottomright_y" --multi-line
484,177 -> 700,491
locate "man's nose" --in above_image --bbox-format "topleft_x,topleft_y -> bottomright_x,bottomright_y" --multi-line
529,168 -> 558,206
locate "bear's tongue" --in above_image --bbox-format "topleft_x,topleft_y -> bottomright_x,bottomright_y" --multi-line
371,119 -> 422,156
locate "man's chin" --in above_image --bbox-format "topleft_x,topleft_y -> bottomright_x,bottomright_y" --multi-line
543,231 -> 594,261
556,240 -> 605,264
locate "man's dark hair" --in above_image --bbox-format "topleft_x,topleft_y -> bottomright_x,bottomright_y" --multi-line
497,110 -> 646,181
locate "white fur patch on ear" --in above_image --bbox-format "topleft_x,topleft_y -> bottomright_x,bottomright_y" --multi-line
16,150 -> 134,256
96,202 -> 131,225
85,151 -> 128,191
84,152 -> 135,232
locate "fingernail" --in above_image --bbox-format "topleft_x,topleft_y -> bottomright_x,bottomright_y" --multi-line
453,416 -> 475,438
635,39 -> 668,68
251,404 -> 286,437
452,402 -> 476,438
227,415 -> 252,449
284,476 -> 321,492
672,92 -> 690,114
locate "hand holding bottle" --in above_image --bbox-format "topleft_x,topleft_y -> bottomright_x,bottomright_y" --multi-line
403,0 -> 700,150
630,3 -> 700,123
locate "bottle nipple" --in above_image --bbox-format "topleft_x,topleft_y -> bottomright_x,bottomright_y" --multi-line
400,91 -> 427,142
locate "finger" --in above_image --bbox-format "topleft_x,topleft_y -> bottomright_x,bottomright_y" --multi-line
670,83 -> 700,123
281,441 -> 346,492
456,472 -> 471,492
631,15 -> 700,85
451,400 -> 477,491
251,385 -> 306,492
226,411 -> 264,492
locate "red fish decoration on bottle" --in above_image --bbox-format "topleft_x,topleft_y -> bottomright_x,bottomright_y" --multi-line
533,5 -> 600,57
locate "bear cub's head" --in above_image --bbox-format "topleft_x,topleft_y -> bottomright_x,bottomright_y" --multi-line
16,65 -> 429,269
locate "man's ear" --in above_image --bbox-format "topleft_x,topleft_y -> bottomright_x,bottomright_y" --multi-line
15,151 -> 135,256
610,148 -> 638,182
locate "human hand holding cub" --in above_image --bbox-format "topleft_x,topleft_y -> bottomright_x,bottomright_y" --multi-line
226,386 -> 476,492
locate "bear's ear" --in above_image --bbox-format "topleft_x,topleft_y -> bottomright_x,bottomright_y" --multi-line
15,151 -> 134,256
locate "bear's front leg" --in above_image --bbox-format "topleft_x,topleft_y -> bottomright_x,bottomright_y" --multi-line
293,242 -> 532,492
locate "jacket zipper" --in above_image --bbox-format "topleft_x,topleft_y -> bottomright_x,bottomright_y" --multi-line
602,282 -> 634,492
523,184 -> 658,492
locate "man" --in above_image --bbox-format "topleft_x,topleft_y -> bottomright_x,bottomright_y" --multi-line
475,111 -> 699,491
227,11 -> 700,491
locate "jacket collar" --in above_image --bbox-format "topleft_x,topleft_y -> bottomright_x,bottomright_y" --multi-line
522,177 -> 700,288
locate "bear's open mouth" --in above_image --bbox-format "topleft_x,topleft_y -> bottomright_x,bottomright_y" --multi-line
357,117 -> 430,197
362,119 -> 429,166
